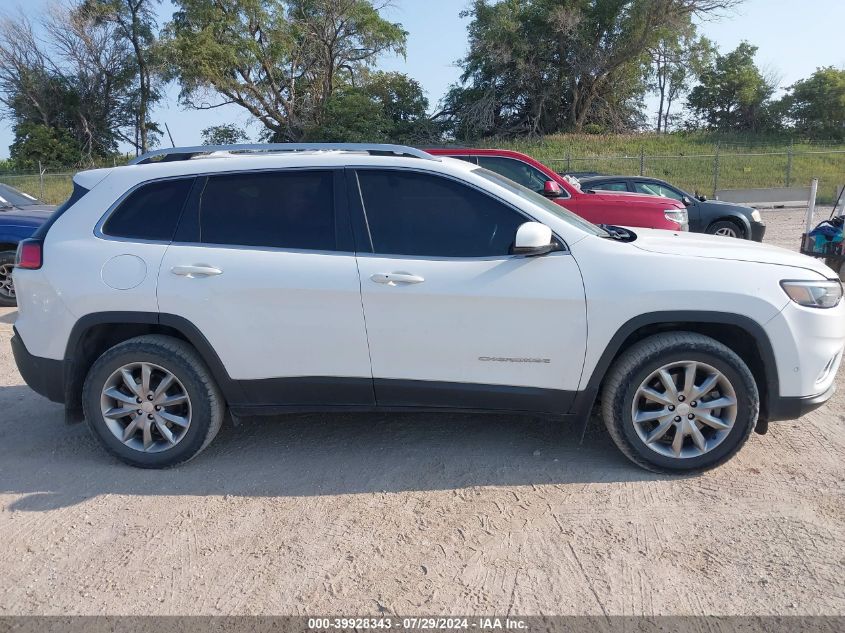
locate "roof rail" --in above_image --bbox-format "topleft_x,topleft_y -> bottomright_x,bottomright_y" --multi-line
128,143 -> 438,165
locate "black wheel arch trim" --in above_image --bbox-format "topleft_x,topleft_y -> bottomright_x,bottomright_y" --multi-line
708,213 -> 752,235
571,310 -> 780,421
64,311 -> 245,405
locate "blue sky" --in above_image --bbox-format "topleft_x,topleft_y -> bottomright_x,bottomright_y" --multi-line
1,0 -> 844,158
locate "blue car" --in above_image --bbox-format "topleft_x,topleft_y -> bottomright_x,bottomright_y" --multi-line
0,183 -> 54,306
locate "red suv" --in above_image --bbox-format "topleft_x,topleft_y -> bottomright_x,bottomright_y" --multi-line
427,148 -> 688,231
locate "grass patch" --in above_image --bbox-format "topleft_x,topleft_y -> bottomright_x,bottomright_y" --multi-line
0,173 -> 73,205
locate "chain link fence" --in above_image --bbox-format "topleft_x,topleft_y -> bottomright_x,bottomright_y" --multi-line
546,147 -> 845,203
1,146 -> 844,205
0,170 -> 75,205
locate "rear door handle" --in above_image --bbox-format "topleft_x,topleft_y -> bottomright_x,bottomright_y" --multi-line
171,265 -> 223,278
370,272 -> 425,286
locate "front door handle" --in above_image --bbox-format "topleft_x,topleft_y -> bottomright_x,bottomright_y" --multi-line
370,272 -> 425,286
171,265 -> 223,278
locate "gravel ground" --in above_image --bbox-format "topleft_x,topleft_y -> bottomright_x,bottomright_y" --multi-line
0,209 -> 843,617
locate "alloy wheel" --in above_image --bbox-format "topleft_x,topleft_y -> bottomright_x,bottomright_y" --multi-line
631,361 -> 737,459
0,263 -> 15,299
100,362 -> 192,453
714,226 -> 738,238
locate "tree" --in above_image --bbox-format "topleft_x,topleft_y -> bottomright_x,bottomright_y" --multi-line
648,24 -> 715,132
201,123 -> 249,145
360,71 -> 440,143
81,0 -> 163,154
0,6 -> 138,166
779,67 -> 845,140
10,122 -> 83,169
442,0 -> 740,139
686,42 -> 776,132
164,0 -> 407,141
303,71 -> 441,143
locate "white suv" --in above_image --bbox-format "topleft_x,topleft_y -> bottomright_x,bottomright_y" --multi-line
11,144 -> 845,472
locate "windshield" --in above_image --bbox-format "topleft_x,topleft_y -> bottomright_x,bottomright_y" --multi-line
472,167 -> 608,237
0,183 -> 42,207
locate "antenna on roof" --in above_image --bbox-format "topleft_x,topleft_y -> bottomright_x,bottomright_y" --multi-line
164,122 -> 176,148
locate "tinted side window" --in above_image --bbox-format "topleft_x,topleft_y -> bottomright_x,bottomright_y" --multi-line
590,181 -> 628,192
476,156 -> 550,192
356,170 -> 525,257
198,171 -> 335,250
103,178 -> 194,241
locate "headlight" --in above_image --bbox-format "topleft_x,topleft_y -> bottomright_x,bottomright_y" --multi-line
664,209 -> 689,230
751,210 -> 762,222
780,280 -> 843,308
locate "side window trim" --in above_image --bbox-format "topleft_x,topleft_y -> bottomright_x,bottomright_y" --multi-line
351,166 -> 568,259
344,167 -> 375,254
95,175 -> 197,244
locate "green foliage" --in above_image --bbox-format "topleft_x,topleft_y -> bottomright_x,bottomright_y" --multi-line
442,0 -> 735,140
80,0 -> 164,153
648,22 -> 716,132
686,42 -> 776,132
304,72 -> 441,143
164,0 -> 407,141
201,124 -> 249,145
779,67 -> 845,140
0,5 -> 141,166
308,88 -> 391,142
9,123 -> 84,169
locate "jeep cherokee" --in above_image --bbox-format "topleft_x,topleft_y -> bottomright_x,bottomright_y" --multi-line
11,144 -> 845,472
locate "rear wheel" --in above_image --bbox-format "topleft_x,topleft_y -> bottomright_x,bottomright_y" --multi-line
82,335 -> 224,468
0,251 -> 17,307
707,220 -> 745,239
601,332 -> 759,474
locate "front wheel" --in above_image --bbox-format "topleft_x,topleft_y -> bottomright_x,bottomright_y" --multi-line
0,250 -> 17,307
706,220 -> 745,239
82,335 -> 224,468
601,332 -> 759,474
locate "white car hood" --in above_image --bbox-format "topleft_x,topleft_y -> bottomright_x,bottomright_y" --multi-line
630,228 -> 836,278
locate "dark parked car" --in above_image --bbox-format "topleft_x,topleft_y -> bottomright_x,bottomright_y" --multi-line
0,183 -> 54,306
578,175 -> 766,241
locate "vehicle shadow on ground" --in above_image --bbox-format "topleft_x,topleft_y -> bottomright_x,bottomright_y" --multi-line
0,384 -> 675,511
0,309 -> 17,324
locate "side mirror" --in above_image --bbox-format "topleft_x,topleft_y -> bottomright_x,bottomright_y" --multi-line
698,194 -> 707,202
681,196 -> 692,206
542,180 -> 562,198
513,222 -> 557,256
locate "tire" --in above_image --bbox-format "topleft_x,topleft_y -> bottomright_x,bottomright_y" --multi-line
601,332 -> 759,474
706,219 -> 746,239
82,334 -> 224,468
0,250 -> 17,307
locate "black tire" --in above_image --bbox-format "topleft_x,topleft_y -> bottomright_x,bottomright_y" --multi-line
82,334 -> 224,468
706,219 -> 746,239
601,332 -> 759,474
0,250 -> 17,307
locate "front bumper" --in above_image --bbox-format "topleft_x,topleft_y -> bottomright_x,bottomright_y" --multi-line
10,327 -> 65,403
766,383 -> 836,422
750,221 -> 766,242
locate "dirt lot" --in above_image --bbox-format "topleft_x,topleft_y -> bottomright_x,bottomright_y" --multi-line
0,208 -> 843,617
